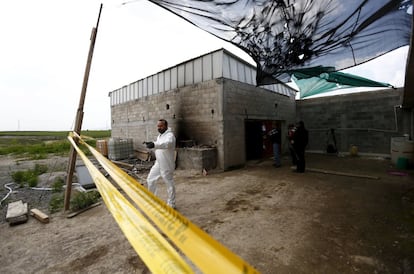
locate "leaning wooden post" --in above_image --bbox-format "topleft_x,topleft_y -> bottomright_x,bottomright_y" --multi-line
64,4 -> 103,211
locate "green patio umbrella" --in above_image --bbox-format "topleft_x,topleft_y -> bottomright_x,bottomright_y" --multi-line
290,66 -> 394,98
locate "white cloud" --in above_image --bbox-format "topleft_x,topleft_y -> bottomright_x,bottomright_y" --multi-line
344,46 -> 408,87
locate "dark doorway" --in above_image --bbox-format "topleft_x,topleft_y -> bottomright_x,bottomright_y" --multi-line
245,119 -> 281,160
245,120 -> 264,160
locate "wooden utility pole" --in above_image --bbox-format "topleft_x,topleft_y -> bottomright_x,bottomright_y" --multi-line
64,4 -> 103,211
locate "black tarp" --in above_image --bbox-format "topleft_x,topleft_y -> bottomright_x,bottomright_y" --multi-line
148,0 -> 412,85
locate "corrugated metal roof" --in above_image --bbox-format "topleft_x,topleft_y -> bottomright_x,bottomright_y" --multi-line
108,48 -> 296,106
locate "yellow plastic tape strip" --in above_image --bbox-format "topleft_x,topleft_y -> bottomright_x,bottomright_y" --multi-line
68,134 -> 194,274
77,133 -> 260,274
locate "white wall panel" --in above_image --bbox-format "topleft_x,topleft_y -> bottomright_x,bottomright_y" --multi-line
237,62 -> 246,83
148,76 -> 153,95
171,67 -> 178,89
128,85 -> 132,101
246,67 -> 253,84
152,74 -> 158,94
122,86 -> 127,104
202,54 -> 212,81
133,82 -> 138,100
165,70 -> 171,91
143,78 -> 147,97
185,62 -> 193,86
222,54 -> 230,79
138,80 -> 143,98
158,72 -> 164,93
194,58 -> 202,83
252,69 -> 257,86
229,58 -> 238,81
178,64 -> 185,87
212,51 -> 223,79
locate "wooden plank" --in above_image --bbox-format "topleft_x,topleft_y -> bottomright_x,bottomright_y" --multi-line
307,167 -> 379,180
135,148 -> 151,162
111,160 -> 134,169
30,208 -> 50,223
66,202 -> 101,218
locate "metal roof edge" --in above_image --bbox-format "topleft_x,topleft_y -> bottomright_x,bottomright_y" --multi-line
108,48 -> 298,95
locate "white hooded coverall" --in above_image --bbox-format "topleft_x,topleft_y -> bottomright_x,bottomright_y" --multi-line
146,127 -> 176,208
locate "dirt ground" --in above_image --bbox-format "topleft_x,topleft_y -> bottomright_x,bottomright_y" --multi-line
0,153 -> 413,273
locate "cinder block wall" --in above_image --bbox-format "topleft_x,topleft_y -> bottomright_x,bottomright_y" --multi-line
111,77 -> 297,170
296,88 -> 409,155
222,79 -> 296,169
111,79 -> 226,169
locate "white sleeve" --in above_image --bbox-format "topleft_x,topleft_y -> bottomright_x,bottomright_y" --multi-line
154,132 -> 175,149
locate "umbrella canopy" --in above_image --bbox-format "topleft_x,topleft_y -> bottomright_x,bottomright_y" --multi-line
290,66 -> 393,98
148,0 -> 412,86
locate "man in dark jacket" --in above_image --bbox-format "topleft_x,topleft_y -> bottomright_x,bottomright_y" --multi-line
293,121 -> 308,173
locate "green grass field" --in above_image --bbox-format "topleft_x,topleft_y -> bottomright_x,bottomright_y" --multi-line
0,130 -> 111,138
0,130 -> 111,157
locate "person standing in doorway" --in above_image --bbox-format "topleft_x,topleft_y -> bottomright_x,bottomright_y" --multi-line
293,121 -> 308,173
268,122 -> 281,167
287,123 -> 297,166
144,119 -> 177,209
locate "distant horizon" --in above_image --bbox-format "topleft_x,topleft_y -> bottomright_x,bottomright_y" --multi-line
0,129 -> 111,133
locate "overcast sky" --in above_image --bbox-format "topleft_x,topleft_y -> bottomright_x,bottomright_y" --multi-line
0,0 -> 409,131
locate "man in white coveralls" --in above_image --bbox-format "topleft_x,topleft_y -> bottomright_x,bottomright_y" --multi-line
144,119 -> 176,209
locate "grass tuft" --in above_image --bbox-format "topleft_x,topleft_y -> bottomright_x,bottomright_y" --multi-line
11,164 -> 48,188
70,191 -> 101,212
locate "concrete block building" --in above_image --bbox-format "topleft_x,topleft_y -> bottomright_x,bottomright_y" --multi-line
108,49 -> 297,170
109,48 -> 414,170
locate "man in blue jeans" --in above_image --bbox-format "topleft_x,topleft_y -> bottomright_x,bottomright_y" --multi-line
268,123 -> 281,167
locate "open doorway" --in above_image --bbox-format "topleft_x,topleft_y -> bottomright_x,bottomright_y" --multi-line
245,120 -> 263,160
245,119 -> 282,160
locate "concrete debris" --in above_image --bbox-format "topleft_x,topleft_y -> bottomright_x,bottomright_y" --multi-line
6,200 -> 28,226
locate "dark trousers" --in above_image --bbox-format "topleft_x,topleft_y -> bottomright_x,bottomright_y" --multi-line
289,145 -> 297,165
296,149 -> 305,172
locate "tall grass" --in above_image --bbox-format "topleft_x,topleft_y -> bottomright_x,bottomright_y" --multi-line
0,130 -> 111,138
0,130 -> 111,157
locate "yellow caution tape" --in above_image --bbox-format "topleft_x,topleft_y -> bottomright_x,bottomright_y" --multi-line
71,132 -> 260,274
67,134 -> 194,274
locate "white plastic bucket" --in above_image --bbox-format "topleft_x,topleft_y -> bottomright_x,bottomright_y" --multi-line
390,137 -> 414,166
